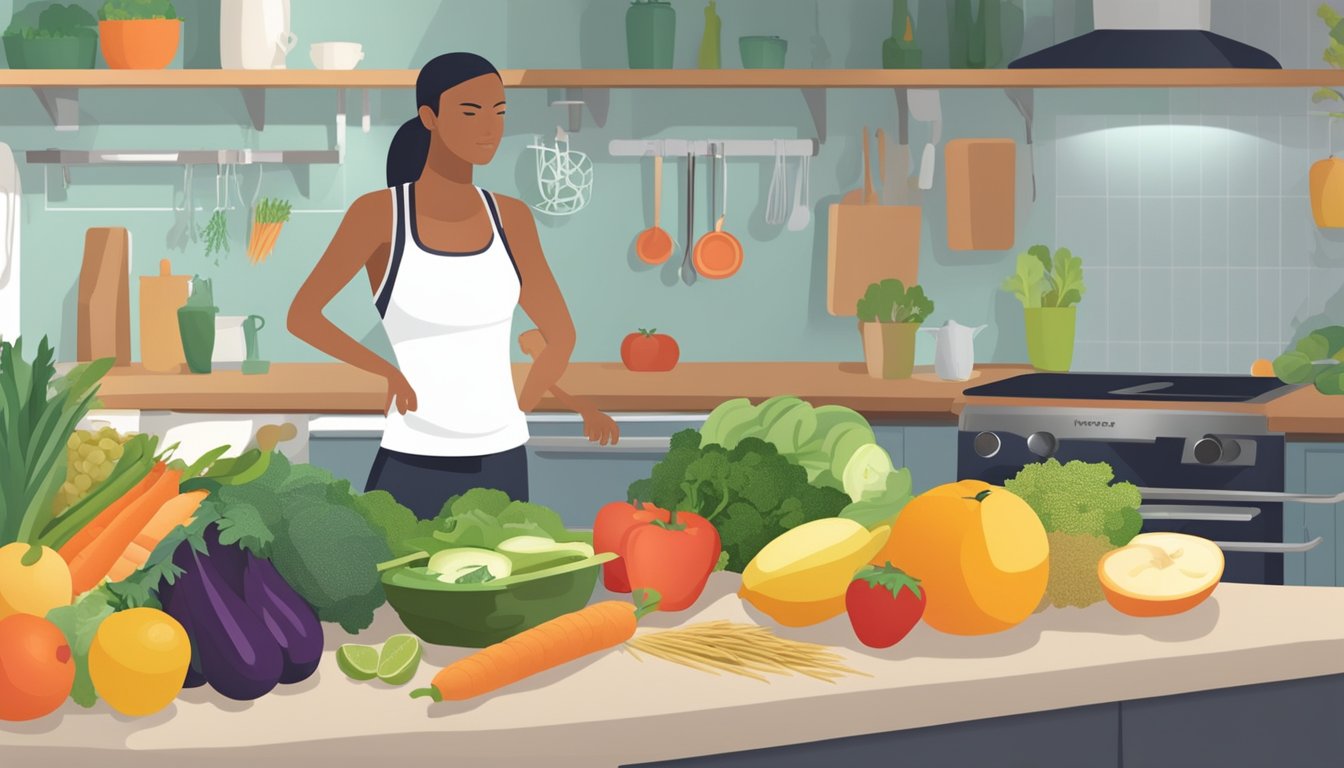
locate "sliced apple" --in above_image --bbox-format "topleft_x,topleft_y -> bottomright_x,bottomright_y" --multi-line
1098,533 -> 1224,617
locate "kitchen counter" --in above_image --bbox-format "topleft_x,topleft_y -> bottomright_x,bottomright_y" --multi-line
94,362 -> 1344,437
5,576 -> 1344,767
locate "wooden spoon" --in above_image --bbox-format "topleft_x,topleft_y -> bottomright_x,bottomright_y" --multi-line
636,155 -> 674,264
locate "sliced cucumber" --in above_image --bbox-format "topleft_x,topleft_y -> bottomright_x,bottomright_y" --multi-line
497,535 -> 595,573
426,547 -> 513,584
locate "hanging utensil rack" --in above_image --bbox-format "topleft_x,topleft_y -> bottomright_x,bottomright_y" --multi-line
608,139 -> 817,158
25,149 -> 341,166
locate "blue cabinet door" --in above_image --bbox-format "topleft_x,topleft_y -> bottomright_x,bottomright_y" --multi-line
1285,442 -> 1344,586
872,424 -> 958,495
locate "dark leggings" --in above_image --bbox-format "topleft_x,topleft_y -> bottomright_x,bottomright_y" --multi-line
364,445 -> 530,521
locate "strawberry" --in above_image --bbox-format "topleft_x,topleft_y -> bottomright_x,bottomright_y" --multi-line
845,563 -> 925,649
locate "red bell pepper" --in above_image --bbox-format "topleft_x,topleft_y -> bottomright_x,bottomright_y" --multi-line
623,508 -> 722,612
594,501 -> 670,592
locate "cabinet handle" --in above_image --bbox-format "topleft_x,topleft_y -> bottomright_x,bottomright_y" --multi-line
527,436 -> 672,455
1214,538 -> 1325,554
1139,505 -> 1260,523
1137,487 -> 1344,505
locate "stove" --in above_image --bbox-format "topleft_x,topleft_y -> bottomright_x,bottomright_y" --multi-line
957,373 -> 1315,585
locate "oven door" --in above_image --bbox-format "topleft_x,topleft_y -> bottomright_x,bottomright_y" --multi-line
956,429 -> 1310,585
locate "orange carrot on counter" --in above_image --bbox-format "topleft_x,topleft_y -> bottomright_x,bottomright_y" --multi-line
58,463 -> 166,563
103,489 -> 208,583
411,590 -> 661,703
65,467 -> 182,595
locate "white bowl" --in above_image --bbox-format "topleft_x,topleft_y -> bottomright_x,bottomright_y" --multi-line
310,42 -> 364,70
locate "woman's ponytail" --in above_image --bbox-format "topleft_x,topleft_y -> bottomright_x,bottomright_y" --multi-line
385,52 -> 501,188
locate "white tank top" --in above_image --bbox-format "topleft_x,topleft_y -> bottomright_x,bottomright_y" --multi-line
373,183 -> 530,456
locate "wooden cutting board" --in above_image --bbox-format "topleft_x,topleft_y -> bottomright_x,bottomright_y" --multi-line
138,258 -> 189,373
946,138 -> 1017,251
827,203 -> 921,316
77,227 -> 131,364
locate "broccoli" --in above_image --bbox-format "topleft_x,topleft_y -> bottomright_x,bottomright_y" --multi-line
353,490 -> 439,557
443,487 -> 512,519
1005,459 -> 1143,608
628,429 -> 704,510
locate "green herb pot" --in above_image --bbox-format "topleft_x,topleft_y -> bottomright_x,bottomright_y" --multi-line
739,35 -> 787,68
861,321 -> 920,380
627,0 -> 676,69
177,305 -> 218,375
2,33 -> 97,69
1024,306 -> 1076,372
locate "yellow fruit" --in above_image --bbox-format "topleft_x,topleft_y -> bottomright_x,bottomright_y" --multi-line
882,480 -> 1049,636
88,608 -> 190,717
1098,532 -> 1223,617
0,543 -> 73,620
740,518 -> 890,626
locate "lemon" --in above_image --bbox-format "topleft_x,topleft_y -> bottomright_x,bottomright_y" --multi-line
336,644 -> 379,681
376,634 -> 422,686
88,608 -> 190,717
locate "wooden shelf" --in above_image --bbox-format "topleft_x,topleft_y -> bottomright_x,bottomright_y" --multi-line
2,68 -> 1344,90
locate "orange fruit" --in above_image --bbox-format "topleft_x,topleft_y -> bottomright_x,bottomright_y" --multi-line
89,607 -> 190,717
1249,358 -> 1275,377
0,614 -> 75,722
880,480 -> 1049,635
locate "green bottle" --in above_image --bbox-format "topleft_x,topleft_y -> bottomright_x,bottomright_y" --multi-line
882,0 -> 922,69
968,0 -> 987,69
698,0 -> 721,69
627,0 -> 676,69
949,0 -> 971,69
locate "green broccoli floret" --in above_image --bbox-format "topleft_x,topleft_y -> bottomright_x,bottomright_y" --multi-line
352,490 -> 438,557
679,446 -> 732,516
443,487 -> 512,519
628,429 -> 703,510
716,500 -> 771,572
1005,459 -> 1142,546
1042,531 -> 1114,608
268,498 -> 392,633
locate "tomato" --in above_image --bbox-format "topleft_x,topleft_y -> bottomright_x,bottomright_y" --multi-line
594,501 -> 671,592
88,607 -> 190,717
0,614 -> 74,722
845,564 -> 925,649
620,329 -> 680,372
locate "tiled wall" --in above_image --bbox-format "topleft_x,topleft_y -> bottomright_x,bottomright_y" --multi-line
1059,0 -> 1344,374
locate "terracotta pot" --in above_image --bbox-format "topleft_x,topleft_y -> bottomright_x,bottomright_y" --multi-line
99,19 -> 181,70
860,321 -> 920,379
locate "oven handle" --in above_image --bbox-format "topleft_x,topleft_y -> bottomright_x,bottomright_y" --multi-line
1214,538 -> 1324,554
1139,505 -> 1259,522
1137,487 -> 1344,505
527,436 -> 672,455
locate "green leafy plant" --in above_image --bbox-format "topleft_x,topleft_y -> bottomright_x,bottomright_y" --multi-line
98,0 -> 178,21
1274,324 -> 1344,395
254,197 -> 292,224
1001,244 -> 1085,309
855,279 -> 935,324
1316,5 -> 1344,117
202,210 -> 229,258
3,3 -> 96,39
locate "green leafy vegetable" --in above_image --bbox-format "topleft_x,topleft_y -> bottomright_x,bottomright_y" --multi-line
202,210 -> 229,258
98,0 -> 178,21
838,468 -> 913,530
453,565 -> 496,584
254,197 -> 293,224
856,279 -> 935,324
0,338 -> 114,547
45,590 -> 115,707
1273,324 -> 1344,394
1002,245 -> 1086,309
841,443 -> 895,503
1005,459 -> 1142,608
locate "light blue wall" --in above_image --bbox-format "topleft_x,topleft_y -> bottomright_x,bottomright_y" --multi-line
4,0 -> 1343,373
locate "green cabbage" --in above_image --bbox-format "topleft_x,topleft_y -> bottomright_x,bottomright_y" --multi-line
842,444 -> 895,503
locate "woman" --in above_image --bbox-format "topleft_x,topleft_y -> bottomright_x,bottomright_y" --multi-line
289,52 -> 617,520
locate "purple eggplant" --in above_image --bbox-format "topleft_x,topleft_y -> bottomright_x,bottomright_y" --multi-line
201,522 -> 248,596
160,563 -> 207,689
179,544 -> 284,701
242,552 -> 323,684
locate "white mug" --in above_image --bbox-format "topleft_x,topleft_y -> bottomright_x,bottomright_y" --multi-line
310,42 -> 365,70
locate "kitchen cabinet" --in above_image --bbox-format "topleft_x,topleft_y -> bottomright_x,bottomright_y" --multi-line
872,424 -> 958,494
1284,442 -> 1344,586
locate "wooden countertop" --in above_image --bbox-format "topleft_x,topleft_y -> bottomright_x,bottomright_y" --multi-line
4,576 -> 1344,767
92,363 -> 1344,437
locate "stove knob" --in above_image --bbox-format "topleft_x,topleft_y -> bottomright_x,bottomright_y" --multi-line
1026,431 -> 1058,458
974,431 -> 1001,458
1194,435 -> 1242,465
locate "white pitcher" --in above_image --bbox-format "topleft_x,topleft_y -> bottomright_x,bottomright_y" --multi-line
920,320 -> 987,382
220,0 -> 297,70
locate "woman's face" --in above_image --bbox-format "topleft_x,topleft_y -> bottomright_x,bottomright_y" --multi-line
419,73 -> 506,166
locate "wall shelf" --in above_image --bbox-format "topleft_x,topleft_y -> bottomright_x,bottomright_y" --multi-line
2,68 -> 1344,90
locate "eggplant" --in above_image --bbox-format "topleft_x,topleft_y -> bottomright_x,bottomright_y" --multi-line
159,541 -> 206,688
178,544 -> 284,701
242,552 -> 323,684
202,522 -> 248,596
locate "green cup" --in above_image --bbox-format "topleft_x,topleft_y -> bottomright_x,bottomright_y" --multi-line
1024,306 -> 1077,372
178,306 -> 219,374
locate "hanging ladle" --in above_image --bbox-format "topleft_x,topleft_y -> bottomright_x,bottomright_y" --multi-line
636,150 -> 673,264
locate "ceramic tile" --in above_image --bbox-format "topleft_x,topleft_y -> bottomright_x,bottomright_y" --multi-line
1200,198 -> 1230,268
1107,269 -> 1141,343
1109,342 -> 1142,373
1106,126 -> 1142,197
1228,270 -> 1260,343
1172,198 -> 1203,267
1055,118 -> 1108,198
1229,344 -> 1261,376
1056,196 -> 1110,266
1281,197 -> 1313,268
1227,119 -> 1260,197
1172,342 -> 1205,374
1281,270 -> 1313,336
1141,342 -> 1174,374
1138,122 -> 1172,198
1200,117 -> 1231,194
1200,270 -> 1231,345
1257,200 -> 1281,267
1257,271 -> 1283,344
1171,121 -> 1205,197
1201,344 -> 1231,374
1107,198 -> 1141,267
1139,269 -> 1174,343
1227,199 -> 1258,268
1257,115 -> 1282,196
1140,199 -> 1173,267
1281,116 -> 1309,195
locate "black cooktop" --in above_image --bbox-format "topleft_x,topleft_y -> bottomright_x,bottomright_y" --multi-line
964,373 -> 1295,403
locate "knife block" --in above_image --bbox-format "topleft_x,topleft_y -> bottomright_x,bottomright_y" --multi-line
77,227 -> 131,365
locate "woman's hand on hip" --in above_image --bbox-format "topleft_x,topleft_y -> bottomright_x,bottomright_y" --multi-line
386,370 -> 418,414
581,408 -> 620,446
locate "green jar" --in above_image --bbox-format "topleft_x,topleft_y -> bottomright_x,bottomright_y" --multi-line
627,0 -> 676,69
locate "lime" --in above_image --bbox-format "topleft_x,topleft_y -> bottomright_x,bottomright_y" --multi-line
336,644 -> 379,681
376,634 -> 422,686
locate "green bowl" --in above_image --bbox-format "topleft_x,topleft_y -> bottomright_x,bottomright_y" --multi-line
739,35 -> 787,68
381,552 -> 617,647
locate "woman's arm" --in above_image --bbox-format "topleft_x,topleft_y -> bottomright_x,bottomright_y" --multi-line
498,195 -> 576,413
519,330 -> 619,445
288,190 -> 417,414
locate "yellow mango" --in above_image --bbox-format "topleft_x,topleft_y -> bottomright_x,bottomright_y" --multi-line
739,518 -> 890,626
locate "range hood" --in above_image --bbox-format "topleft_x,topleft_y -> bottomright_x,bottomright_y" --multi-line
1010,0 -> 1281,69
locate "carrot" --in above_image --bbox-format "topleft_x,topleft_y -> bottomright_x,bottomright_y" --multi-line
411,590 -> 662,703
259,222 -> 284,262
66,467 -> 182,595
58,463 -> 165,564
103,489 -> 208,583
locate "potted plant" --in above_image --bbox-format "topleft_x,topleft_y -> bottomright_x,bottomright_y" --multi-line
2,3 -> 98,69
1002,244 -> 1086,372
856,278 -> 935,380
98,0 -> 181,70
